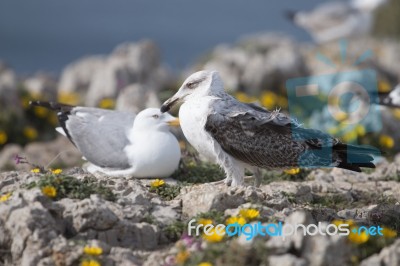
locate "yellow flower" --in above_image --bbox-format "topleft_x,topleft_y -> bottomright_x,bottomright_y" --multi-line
378,80 -> 391,93
392,109 -> 400,120
175,250 -> 190,264
47,114 -> 59,126
41,186 -> 57,198
381,227 -> 397,238
23,126 -> 38,140
225,216 -> 246,226
284,168 -> 300,175
81,259 -> 101,266
379,135 -> 394,149
198,263 -> 213,266
342,130 -> 357,143
239,208 -> 260,220
98,98 -> 115,109
58,91 -> 80,105
0,130 -> 8,145
31,168 -> 41,174
198,218 -> 213,226
332,111 -> 348,122
0,192 -> 12,202
277,96 -> 288,108
355,125 -> 366,136
236,92 -> 257,104
327,126 -> 339,135
348,227 -> 369,244
83,246 -> 103,256
21,97 -> 31,109
150,179 -> 165,188
202,227 -> 225,243
34,107 -> 49,118
261,91 -> 278,109
52,169 -> 63,175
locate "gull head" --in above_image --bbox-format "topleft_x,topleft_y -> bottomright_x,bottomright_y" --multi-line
160,70 -> 223,113
133,108 -> 179,131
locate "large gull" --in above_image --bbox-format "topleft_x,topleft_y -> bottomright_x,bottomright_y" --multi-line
286,0 -> 387,43
160,71 -> 379,187
30,101 -> 181,178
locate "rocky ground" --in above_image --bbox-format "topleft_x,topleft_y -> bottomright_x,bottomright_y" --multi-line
0,155 -> 399,266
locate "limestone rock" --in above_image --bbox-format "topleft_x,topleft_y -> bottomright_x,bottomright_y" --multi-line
268,254 -> 307,266
58,56 -> 106,94
361,239 -> 400,266
180,184 -> 265,217
115,83 -> 161,113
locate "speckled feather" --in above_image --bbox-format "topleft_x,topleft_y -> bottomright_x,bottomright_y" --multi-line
205,93 -> 377,171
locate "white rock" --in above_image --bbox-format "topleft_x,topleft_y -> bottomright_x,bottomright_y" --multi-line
115,83 -> 161,113
58,56 -> 106,94
269,254 -> 307,266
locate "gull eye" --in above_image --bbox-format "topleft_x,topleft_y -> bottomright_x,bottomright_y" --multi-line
152,114 -> 159,119
187,81 -> 197,89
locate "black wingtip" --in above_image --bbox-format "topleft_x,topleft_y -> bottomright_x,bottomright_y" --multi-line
29,101 -> 75,111
337,162 -> 376,172
29,100 -> 54,109
29,100 -> 41,106
29,101 -> 76,146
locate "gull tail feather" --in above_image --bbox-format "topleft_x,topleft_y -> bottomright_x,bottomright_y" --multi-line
29,101 -> 74,112
334,144 -> 380,172
29,101 -> 76,146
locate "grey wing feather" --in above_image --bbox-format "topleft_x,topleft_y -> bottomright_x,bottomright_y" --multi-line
66,107 -> 136,168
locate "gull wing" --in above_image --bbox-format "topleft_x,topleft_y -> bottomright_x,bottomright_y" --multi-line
30,101 -> 135,169
205,100 -> 377,171
65,107 -> 135,168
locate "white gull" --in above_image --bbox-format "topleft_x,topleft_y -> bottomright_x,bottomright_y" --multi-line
30,101 -> 181,178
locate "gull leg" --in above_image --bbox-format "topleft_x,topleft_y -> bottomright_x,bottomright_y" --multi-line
228,166 -> 244,187
241,167 -> 261,187
224,176 -> 232,186
253,168 -> 262,187
223,158 -> 244,187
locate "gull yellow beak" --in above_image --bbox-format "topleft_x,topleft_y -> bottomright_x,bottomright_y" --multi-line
167,118 -> 180,127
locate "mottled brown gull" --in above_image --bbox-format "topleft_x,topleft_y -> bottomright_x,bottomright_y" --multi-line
161,70 -> 378,187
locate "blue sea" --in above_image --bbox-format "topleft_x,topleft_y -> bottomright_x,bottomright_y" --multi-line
0,0 -> 326,74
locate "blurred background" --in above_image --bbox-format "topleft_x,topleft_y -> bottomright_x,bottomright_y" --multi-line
0,0 -> 400,170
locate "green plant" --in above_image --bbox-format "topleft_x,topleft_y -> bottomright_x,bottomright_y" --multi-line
150,183 -> 181,201
163,221 -> 186,241
26,172 -> 116,201
193,210 -> 226,225
171,158 -> 225,184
